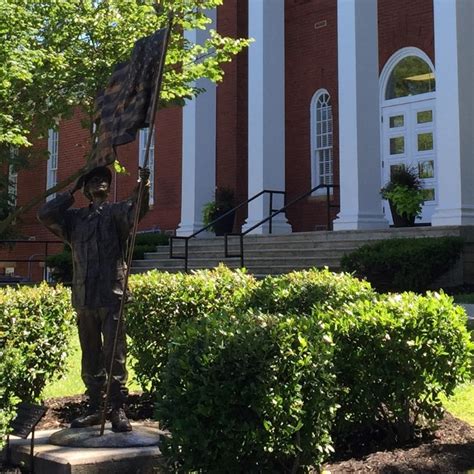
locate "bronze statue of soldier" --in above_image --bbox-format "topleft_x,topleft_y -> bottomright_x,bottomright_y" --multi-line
38,166 -> 150,432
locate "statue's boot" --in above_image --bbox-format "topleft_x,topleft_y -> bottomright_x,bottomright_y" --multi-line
70,406 -> 102,428
110,407 -> 132,433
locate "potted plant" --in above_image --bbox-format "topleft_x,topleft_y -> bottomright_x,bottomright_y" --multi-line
202,187 -> 236,235
381,166 -> 424,227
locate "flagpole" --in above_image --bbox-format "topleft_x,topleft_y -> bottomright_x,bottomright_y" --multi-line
99,13 -> 174,436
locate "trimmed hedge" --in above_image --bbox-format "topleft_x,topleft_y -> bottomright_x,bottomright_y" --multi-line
158,311 -> 337,472
327,292 -> 473,446
251,268 -> 375,314
0,283 -> 74,445
126,267 -> 473,469
340,237 -> 463,292
126,265 -> 259,392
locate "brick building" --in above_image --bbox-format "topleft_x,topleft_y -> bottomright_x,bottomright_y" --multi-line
3,0 -> 474,281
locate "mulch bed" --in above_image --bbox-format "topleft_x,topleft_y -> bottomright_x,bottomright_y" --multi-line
5,394 -> 474,473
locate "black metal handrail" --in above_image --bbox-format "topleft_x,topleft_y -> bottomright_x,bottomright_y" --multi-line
169,189 -> 285,272
225,184 -> 339,267
0,240 -> 63,281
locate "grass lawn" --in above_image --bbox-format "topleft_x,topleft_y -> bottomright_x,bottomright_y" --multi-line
441,382 -> 474,426
42,329 -> 141,399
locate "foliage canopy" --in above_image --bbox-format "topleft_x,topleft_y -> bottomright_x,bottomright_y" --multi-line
0,0 -> 250,232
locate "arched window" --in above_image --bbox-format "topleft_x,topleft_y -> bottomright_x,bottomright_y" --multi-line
385,55 -> 435,100
310,89 -> 333,192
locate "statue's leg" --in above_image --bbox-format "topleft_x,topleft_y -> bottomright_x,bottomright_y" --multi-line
101,305 -> 131,432
71,308 -> 106,428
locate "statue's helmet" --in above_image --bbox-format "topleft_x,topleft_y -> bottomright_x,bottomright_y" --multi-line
79,166 -> 112,200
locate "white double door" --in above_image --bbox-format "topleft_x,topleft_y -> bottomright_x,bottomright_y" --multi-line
381,97 -> 436,224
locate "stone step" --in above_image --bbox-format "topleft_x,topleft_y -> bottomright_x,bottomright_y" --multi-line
131,227 -> 467,275
141,247 -> 356,261
168,226 -> 461,246
148,241 -> 364,255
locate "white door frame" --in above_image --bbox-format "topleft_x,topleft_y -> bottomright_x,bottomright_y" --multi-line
379,47 -> 436,225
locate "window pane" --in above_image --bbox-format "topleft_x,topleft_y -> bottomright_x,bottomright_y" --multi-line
418,132 -> 433,151
385,56 -> 435,99
417,110 -> 432,124
389,115 -> 404,128
390,136 -> 405,155
390,164 -> 405,180
418,160 -> 434,179
422,188 -> 435,201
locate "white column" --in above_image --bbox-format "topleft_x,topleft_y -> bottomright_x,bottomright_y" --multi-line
243,0 -> 291,235
431,0 -> 474,226
333,0 -> 388,230
177,10 -> 217,236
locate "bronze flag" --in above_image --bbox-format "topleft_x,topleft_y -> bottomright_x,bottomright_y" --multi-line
91,28 -> 167,168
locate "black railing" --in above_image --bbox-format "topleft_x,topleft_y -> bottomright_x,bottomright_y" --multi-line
225,184 -> 339,267
169,190 -> 285,272
0,240 -> 63,281
170,184 -> 339,272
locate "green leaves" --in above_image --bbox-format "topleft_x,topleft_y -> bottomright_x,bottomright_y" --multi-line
0,0 -> 250,149
341,237 -> 464,292
126,266 -> 472,468
0,283 -> 75,446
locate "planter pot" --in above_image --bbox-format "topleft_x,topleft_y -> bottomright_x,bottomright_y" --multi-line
389,201 -> 415,227
213,210 -> 235,236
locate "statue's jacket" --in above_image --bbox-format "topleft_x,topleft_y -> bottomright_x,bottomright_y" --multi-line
38,191 -> 148,309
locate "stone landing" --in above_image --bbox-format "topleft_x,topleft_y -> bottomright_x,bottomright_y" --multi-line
6,424 -> 166,474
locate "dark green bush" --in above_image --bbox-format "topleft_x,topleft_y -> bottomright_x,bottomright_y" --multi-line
127,265 -> 259,392
326,291 -> 473,445
0,283 -> 75,445
340,237 -> 463,292
158,311 -> 337,472
132,244 -> 157,260
46,246 -> 73,283
135,231 -> 169,247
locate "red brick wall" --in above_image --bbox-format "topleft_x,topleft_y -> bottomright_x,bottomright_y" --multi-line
216,0 -> 248,230
285,0 -> 339,232
378,0 -> 434,70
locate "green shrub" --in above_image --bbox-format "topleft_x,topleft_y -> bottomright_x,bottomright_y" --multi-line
132,244 -> 157,260
126,267 -> 472,466
327,291 -> 473,445
158,310 -> 337,472
340,237 -> 463,292
126,265 -> 259,392
251,268 -> 375,315
0,283 -> 75,445
46,246 -> 73,283
135,231 -> 169,247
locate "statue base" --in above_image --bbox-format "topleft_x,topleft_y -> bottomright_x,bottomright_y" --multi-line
49,423 -> 162,448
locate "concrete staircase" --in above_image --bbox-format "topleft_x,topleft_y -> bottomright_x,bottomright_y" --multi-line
131,226 -> 464,277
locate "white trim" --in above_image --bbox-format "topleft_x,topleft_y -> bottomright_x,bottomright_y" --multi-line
243,0 -> 291,234
431,0 -> 474,226
46,129 -> 59,201
380,47 -> 435,107
8,148 -> 18,207
310,89 -> 333,195
379,47 -> 437,224
177,8 -> 217,236
139,128 -> 155,206
333,0 -> 388,230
